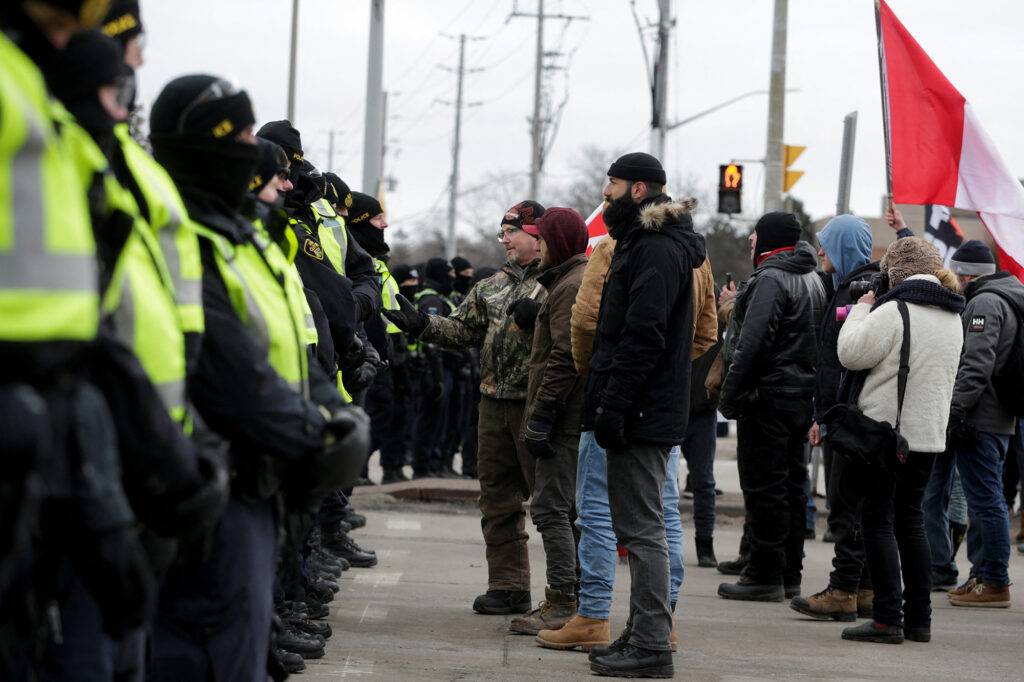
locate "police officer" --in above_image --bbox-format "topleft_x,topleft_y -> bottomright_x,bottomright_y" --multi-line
146,74 -> 369,681
1,2 -> 159,679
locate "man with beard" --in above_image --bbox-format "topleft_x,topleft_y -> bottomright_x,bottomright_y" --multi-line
384,201 -> 545,614
345,191 -> 413,484
581,153 -> 705,678
146,75 -> 369,681
717,212 -> 826,604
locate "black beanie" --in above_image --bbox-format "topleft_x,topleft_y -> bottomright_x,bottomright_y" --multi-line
325,172 -> 352,209
607,152 -> 666,185
257,120 -> 304,163
249,138 -> 288,194
425,257 -> 452,284
49,30 -> 124,105
101,0 -> 142,45
451,256 -> 472,273
950,239 -> 996,276
392,264 -> 417,283
150,75 -> 254,139
348,191 -> 383,225
753,211 -> 802,258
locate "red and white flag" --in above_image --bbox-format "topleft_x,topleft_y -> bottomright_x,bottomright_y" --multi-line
877,0 -> 1024,280
585,204 -> 608,256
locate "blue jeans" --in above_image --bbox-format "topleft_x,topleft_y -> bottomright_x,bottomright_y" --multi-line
576,432 -> 684,620
922,452 -> 958,583
956,431 -> 1011,586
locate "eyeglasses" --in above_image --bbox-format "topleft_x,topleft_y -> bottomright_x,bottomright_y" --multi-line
176,78 -> 242,133
496,226 -> 521,241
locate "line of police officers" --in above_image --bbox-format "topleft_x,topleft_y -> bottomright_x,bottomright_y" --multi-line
0,1 -> 413,679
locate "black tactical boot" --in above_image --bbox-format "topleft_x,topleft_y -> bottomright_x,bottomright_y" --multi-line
715,554 -> 748,576
341,506 -> 367,530
278,625 -> 325,659
841,620 -> 904,644
589,626 -> 631,661
695,536 -> 718,568
273,648 -> 305,674
590,643 -> 674,678
717,575 -> 785,602
472,589 -> 531,615
322,532 -> 378,567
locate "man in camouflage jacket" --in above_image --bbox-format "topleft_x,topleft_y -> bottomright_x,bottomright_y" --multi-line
384,201 -> 546,614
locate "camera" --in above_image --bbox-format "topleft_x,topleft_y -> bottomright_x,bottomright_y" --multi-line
848,272 -> 889,301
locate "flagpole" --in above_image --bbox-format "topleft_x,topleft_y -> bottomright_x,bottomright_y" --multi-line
874,0 -> 894,211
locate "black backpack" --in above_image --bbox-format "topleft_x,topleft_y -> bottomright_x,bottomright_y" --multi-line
983,288 -> 1024,417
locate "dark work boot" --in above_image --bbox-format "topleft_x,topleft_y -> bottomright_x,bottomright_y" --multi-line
589,626 -> 630,661
341,506 -> 367,529
717,575 -> 784,602
841,620 -> 904,644
322,532 -> 378,568
278,624 -> 326,659
472,589 -> 531,615
715,554 -> 748,576
695,537 -> 718,568
273,648 -> 305,674
590,643 -> 674,679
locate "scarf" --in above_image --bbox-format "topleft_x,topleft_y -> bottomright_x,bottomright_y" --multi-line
873,278 -> 965,315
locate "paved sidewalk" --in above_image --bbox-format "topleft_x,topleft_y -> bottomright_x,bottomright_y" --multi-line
303,507 -> 1023,681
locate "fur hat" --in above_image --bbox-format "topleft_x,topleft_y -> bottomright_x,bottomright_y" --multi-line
880,237 -> 944,287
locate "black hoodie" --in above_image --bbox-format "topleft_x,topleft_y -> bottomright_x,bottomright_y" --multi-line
720,241 -> 827,417
583,195 -> 707,445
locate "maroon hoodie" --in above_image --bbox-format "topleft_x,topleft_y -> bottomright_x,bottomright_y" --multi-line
536,207 -> 588,268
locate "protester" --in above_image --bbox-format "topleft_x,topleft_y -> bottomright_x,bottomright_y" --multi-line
945,240 -> 1023,608
580,152 -> 706,679
835,237 -> 964,644
384,201 -> 545,615
507,208 -> 589,636
718,212 -> 826,602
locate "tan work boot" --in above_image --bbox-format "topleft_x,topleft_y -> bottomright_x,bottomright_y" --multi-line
949,581 -> 1011,608
856,588 -> 874,618
948,576 -> 979,598
509,587 -> 576,635
789,585 -> 856,622
536,614 -> 610,651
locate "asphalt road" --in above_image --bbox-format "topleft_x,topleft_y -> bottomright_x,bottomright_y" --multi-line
300,506 -> 1023,681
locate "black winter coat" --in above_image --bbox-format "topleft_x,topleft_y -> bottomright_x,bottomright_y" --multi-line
813,261 -> 879,421
719,242 -> 826,417
583,195 -> 706,445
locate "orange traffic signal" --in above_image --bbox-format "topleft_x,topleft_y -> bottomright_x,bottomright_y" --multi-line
718,164 -> 743,214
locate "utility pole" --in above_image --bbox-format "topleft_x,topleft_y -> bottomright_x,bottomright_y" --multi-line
836,111 -> 858,215
327,129 -> 335,173
510,2 -> 588,199
287,0 -> 299,121
438,35 -> 484,259
362,0 -> 385,196
762,0 -> 788,213
649,0 -> 672,160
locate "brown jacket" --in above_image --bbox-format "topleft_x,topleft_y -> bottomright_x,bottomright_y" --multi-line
526,254 -> 588,435
570,237 -> 717,375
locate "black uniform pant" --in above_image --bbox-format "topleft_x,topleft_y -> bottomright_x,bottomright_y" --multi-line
413,369 -> 452,475
367,367 -> 408,471
736,396 -> 813,585
461,383 -> 481,477
826,446 -> 873,592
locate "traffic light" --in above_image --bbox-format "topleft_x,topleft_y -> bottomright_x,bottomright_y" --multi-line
783,144 -> 805,192
717,163 -> 743,215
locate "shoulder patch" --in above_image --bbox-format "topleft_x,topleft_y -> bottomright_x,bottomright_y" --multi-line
303,238 -> 324,261
969,315 -> 986,333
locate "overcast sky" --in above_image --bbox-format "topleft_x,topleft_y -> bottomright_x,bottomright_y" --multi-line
137,0 -> 1024,238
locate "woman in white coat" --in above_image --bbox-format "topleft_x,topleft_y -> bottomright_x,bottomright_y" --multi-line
835,238 -> 964,645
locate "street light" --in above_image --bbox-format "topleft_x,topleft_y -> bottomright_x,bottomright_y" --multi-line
665,88 -> 800,133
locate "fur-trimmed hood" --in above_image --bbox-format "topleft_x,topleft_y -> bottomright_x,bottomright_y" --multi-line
639,197 -> 698,231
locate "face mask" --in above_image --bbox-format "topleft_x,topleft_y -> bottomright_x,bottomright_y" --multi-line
152,135 -> 261,212
454,274 -> 473,295
399,285 -> 419,301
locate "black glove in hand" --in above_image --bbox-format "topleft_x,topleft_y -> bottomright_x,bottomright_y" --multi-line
523,417 -> 555,459
287,407 -> 372,510
593,406 -> 628,451
946,408 -> 976,452
507,297 -> 542,332
383,294 -> 429,337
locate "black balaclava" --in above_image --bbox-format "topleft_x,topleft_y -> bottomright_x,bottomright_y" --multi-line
425,257 -> 454,296
257,120 -> 304,164
394,263 -> 420,300
451,255 -> 473,295
149,74 -> 259,214
284,159 -> 324,212
249,138 -> 288,204
49,30 -> 125,154
347,191 -> 388,258
325,172 -> 353,211
2,1 -> 111,79
100,0 -> 141,45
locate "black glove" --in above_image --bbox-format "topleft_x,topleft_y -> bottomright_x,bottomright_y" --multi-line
507,297 -> 542,332
946,408 -> 976,452
593,406 -> 628,451
523,417 -> 555,459
382,294 -> 430,338
285,406 -> 371,511
718,389 -> 756,420
169,446 -> 230,539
